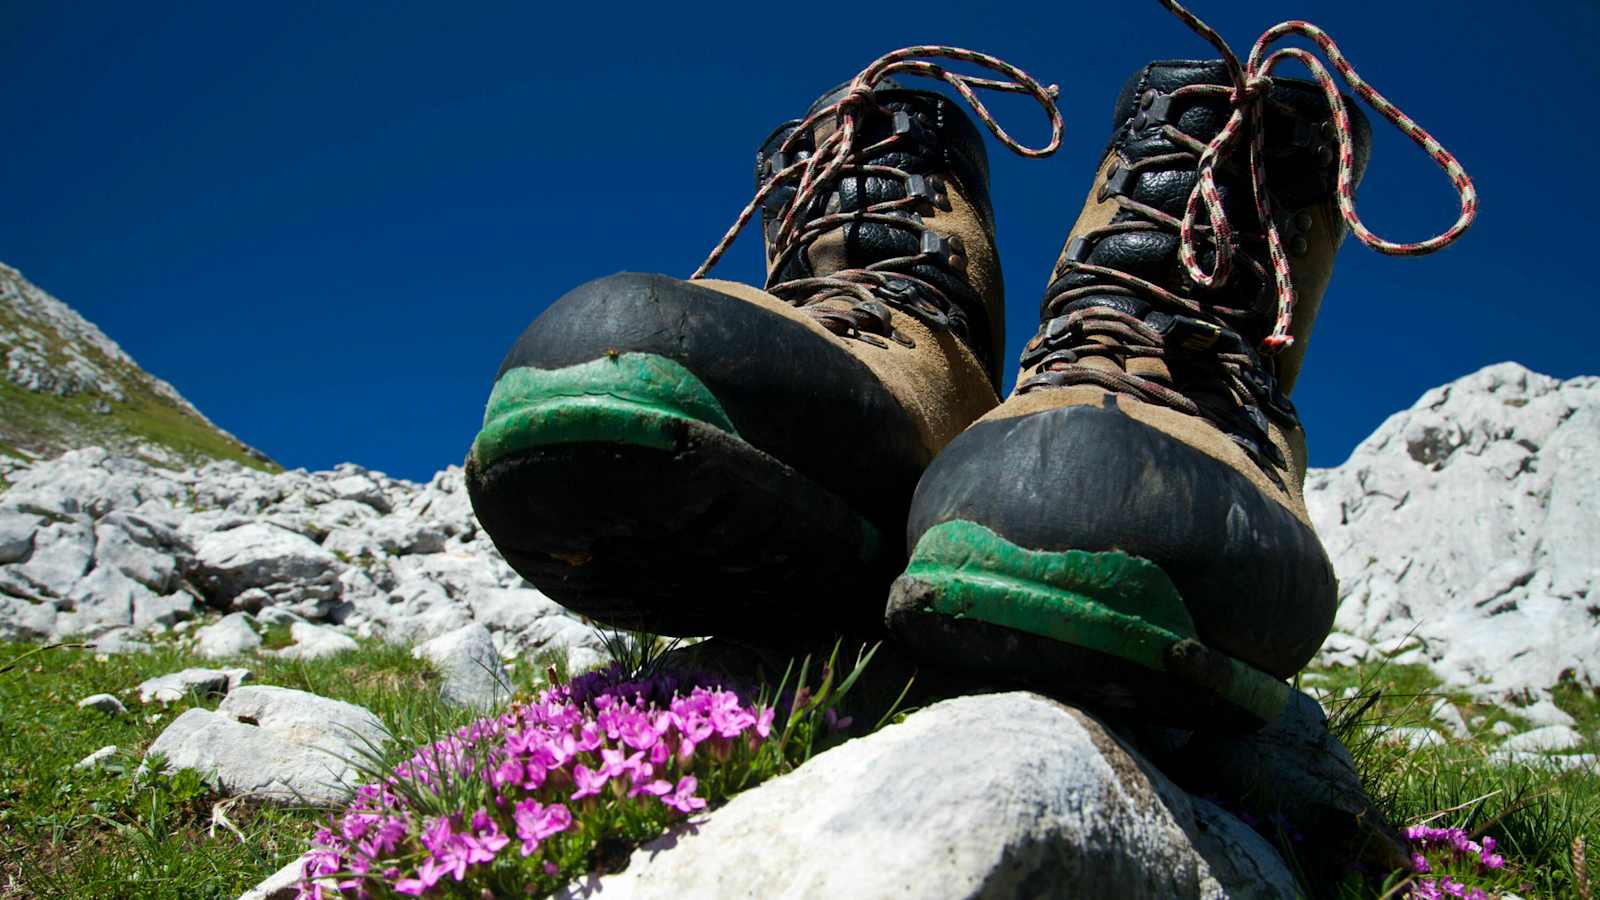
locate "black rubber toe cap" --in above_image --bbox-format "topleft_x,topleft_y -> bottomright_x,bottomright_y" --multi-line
495,272 -> 930,537
905,402 -> 1336,677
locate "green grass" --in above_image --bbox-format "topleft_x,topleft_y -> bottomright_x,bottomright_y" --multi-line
0,380 -> 275,474
1301,659 -> 1600,897
3,629 -> 1595,898
0,633 -> 549,898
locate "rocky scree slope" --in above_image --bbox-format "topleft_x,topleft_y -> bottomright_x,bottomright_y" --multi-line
1307,362 -> 1599,707
0,262 -> 270,470
0,447 -> 603,668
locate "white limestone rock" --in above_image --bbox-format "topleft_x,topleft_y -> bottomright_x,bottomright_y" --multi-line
0,442 -> 602,672
62,565 -> 150,634
238,856 -> 310,900
1514,699 -> 1577,729
143,686 -> 389,804
8,517 -> 94,600
326,474 -> 391,513
1429,698 -> 1472,740
1383,727 -> 1446,751
193,612 -> 263,659
468,585 -> 605,661
1163,690 -> 1408,878
1499,725 -> 1586,754
0,512 -> 37,564
560,693 -> 1298,899
367,514 -> 448,556
413,623 -> 512,709
191,523 -> 344,609
94,510 -> 186,592
1488,751 -> 1598,773
275,621 -> 358,660
1308,363 -> 1600,707
83,625 -> 151,654
133,591 -> 196,631
138,667 -> 251,705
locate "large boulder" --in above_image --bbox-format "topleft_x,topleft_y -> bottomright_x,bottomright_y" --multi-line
94,510 -> 188,592
190,523 -> 343,610
143,686 -> 388,805
1307,363 -> 1600,704
193,612 -> 263,658
412,622 -> 512,709
561,693 -> 1299,899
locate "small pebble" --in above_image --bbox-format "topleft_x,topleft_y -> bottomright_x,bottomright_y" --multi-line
77,693 -> 127,715
74,745 -> 117,770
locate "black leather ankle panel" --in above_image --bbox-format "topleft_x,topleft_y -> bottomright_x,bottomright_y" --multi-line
755,86 -> 1002,387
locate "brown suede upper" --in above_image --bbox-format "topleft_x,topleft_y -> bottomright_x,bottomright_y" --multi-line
698,278 -> 997,458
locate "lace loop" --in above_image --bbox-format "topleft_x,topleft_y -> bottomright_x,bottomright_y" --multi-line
1156,0 -> 1478,353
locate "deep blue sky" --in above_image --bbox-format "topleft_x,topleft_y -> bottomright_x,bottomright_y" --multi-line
3,1 -> 1595,482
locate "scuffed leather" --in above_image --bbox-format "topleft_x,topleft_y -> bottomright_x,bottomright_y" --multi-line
1049,60 -> 1374,336
906,403 -> 1337,678
496,272 -> 931,537
756,85 -> 1002,385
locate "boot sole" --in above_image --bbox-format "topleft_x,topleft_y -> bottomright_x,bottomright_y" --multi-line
468,353 -> 889,636
885,520 -> 1290,729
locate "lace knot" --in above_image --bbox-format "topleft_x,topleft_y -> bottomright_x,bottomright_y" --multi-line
1155,0 -> 1475,353
1230,72 -> 1272,106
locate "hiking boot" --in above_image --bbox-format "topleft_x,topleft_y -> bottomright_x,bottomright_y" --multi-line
886,6 -> 1476,727
465,49 -> 1061,638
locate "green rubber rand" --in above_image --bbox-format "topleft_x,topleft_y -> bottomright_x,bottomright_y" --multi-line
472,353 -> 741,465
902,519 -> 1290,722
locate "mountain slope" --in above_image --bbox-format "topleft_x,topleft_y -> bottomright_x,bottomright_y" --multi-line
0,262 -> 272,469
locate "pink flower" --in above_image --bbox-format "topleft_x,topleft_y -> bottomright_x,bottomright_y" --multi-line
576,722 -> 605,751
708,691 -> 754,738
633,778 -> 673,799
571,763 -> 608,801
663,775 -> 707,814
514,800 -> 573,856
362,816 -> 407,857
490,755 -> 525,792
600,747 -> 643,779
417,817 -> 454,855
532,732 -> 580,769
619,712 -> 661,751
464,809 -> 510,864
755,706 -> 775,738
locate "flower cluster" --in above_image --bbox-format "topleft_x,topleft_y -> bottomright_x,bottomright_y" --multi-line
1404,824 -> 1507,900
297,665 -> 775,898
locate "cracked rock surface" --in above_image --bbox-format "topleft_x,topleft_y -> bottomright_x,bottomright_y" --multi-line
1307,362 -> 1599,707
143,686 -> 388,805
0,448 -> 604,670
